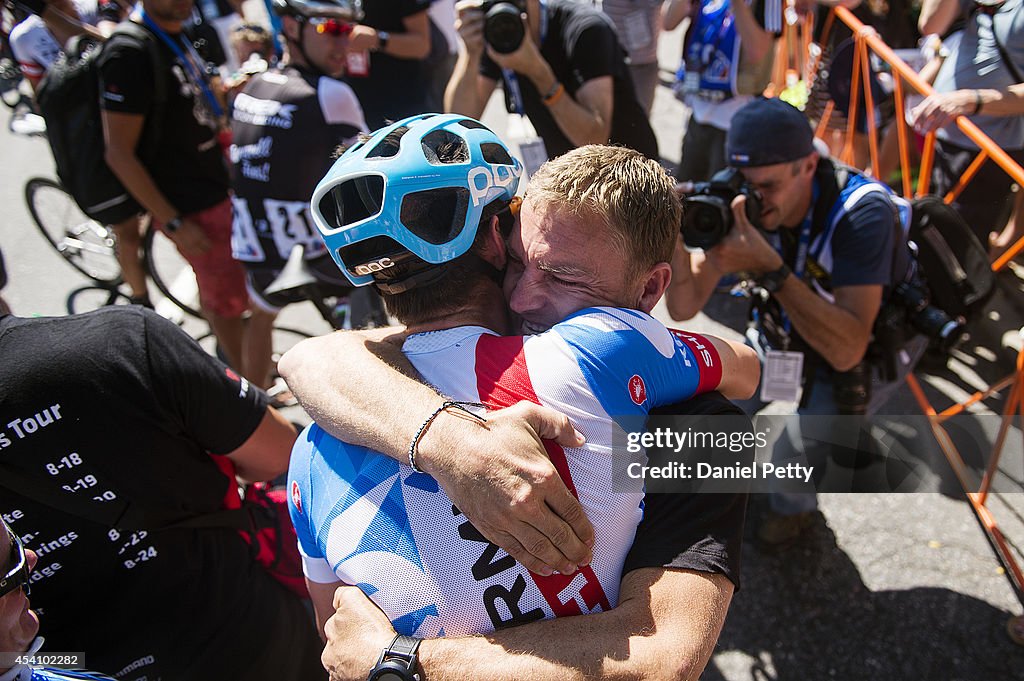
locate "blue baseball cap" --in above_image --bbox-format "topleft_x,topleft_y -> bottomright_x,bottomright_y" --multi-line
726,98 -> 816,167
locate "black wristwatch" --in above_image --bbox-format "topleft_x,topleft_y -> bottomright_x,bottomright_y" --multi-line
367,634 -> 421,681
164,216 -> 183,234
756,262 -> 792,294
374,30 -> 390,52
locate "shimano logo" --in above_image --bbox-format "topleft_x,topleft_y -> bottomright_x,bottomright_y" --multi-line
354,257 -> 396,275
467,165 -> 519,206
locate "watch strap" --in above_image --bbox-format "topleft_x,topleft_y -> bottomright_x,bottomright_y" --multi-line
367,634 -> 422,681
387,635 -> 421,659
757,262 -> 792,293
376,30 -> 390,51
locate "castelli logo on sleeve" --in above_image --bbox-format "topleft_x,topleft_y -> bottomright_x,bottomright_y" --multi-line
291,481 -> 303,514
628,375 -> 647,406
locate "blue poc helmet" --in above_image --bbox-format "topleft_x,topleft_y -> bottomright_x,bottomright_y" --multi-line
310,113 -> 523,292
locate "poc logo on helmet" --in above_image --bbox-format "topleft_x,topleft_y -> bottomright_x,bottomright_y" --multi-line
354,257 -> 396,276
468,165 -> 519,207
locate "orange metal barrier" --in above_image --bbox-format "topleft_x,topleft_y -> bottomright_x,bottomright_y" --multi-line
828,7 -> 1024,265
804,7 -> 1024,608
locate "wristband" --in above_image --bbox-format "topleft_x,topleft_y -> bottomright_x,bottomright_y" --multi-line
971,89 -> 983,116
408,401 -> 487,473
164,216 -> 183,234
542,82 -> 565,106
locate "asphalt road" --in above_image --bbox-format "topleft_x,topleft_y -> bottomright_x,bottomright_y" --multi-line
1,17 -> 1022,680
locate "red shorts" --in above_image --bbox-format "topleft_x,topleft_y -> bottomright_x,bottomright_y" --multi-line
157,199 -> 249,318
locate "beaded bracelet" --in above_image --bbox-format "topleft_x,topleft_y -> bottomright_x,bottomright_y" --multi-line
408,401 -> 488,473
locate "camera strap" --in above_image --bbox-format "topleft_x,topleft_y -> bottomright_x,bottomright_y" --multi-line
500,0 -> 549,115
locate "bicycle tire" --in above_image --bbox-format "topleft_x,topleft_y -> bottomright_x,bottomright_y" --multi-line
26,177 -> 122,285
66,284 -> 133,315
143,224 -> 204,319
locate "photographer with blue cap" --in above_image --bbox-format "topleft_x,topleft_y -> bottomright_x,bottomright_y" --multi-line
666,97 -> 925,546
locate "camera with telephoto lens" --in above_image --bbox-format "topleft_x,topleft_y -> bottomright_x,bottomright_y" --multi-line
481,0 -> 527,54
681,167 -> 764,251
892,281 -> 966,351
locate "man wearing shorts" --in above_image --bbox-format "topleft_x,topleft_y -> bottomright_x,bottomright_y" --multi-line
100,0 -> 249,367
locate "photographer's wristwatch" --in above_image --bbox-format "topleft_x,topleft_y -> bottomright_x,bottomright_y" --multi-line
756,262 -> 792,294
367,634 -> 422,681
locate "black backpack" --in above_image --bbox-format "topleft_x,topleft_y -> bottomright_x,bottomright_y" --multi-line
907,195 -> 995,320
35,22 -> 167,225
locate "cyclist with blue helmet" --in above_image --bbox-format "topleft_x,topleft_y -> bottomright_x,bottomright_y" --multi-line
286,113 -> 758,680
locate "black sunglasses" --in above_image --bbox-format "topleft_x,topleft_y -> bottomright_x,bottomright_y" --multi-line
0,523 -> 30,598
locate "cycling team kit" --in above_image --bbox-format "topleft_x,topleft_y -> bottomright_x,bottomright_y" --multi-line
289,307 -> 723,637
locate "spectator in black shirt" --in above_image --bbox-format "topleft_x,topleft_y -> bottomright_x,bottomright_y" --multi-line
445,0 -> 658,160
0,307 -> 324,681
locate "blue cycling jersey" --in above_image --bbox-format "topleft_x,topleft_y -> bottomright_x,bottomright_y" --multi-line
288,308 -> 722,637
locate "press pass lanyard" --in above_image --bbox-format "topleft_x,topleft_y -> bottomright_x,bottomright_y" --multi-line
770,183 -> 819,343
502,0 -> 548,115
140,10 -> 225,119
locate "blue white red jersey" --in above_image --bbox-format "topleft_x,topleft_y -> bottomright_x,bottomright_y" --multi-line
288,307 -> 722,637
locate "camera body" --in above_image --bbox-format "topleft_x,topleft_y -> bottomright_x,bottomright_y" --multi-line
681,167 -> 763,251
481,0 -> 527,54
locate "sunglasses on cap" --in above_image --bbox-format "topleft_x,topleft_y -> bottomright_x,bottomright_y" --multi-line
0,521 -> 30,598
309,17 -> 355,36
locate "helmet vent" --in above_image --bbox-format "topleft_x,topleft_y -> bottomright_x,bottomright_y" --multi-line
456,119 -> 488,131
421,130 -> 469,165
318,175 -> 385,227
400,187 -> 470,245
366,126 -> 408,159
481,143 -> 513,166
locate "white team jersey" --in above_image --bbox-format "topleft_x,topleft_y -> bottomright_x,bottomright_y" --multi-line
289,308 -> 722,636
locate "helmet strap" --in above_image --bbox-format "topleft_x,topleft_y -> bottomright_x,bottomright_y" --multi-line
287,16 -> 328,79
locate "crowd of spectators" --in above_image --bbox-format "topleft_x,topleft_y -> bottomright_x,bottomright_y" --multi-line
2,0 -> 1023,677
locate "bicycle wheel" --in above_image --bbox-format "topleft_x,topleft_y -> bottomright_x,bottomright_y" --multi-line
66,284 -> 133,315
26,177 -> 122,285
143,224 -> 203,319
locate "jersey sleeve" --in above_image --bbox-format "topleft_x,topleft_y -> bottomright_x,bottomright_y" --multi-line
10,19 -> 60,79
317,76 -> 368,144
287,425 -> 338,584
98,35 -> 156,114
535,308 -> 723,418
141,309 -> 269,455
564,19 -> 621,88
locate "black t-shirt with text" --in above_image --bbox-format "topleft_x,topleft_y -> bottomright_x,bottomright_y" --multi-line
98,22 -> 229,215
481,0 -> 658,160
0,308 -> 323,681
